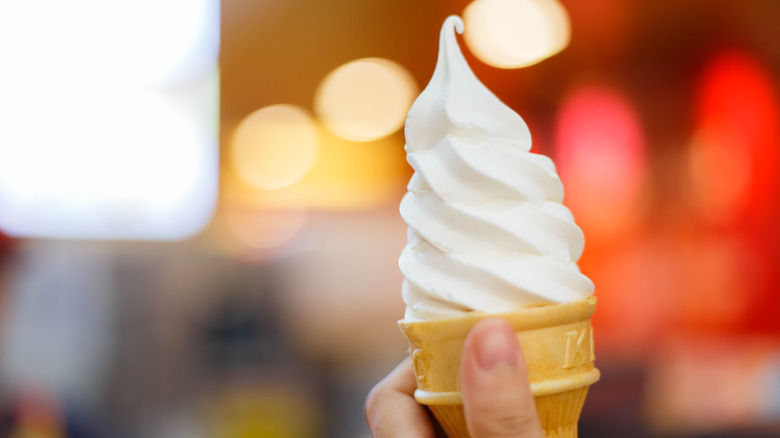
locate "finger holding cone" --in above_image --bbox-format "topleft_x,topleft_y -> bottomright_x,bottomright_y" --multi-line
399,297 -> 599,438
461,317 -> 544,438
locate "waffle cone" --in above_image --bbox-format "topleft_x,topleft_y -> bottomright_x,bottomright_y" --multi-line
399,297 -> 598,438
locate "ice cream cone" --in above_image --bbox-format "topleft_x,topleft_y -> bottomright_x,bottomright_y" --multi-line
399,297 -> 598,438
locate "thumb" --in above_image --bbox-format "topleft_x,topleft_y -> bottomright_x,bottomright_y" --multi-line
460,318 -> 544,438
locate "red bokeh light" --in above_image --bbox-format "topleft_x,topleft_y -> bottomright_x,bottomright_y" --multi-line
689,49 -> 780,333
691,50 -> 780,227
554,84 -> 647,244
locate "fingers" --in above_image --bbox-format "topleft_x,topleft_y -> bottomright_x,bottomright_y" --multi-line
365,357 -> 437,438
460,318 -> 544,438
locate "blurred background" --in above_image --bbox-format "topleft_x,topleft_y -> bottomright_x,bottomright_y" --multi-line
1,0 -> 779,437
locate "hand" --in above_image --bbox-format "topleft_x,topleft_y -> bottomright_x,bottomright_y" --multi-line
365,318 -> 544,437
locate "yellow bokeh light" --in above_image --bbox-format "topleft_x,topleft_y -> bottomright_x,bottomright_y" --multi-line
463,0 -> 571,69
226,125 -> 408,211
314,58 -> 418,142
230,104 -> 319,190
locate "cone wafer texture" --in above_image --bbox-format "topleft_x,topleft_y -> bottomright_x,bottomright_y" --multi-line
400,297 -> 598,437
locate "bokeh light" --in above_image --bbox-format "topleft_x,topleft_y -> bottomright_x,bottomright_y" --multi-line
463,0 -> 571,68
230,104 -> 319,190
0,0 -> 219,240
226,125 -> 407,211
0,0 -> 219,87
0,79 -> 219,240
687,50 -> 780,225
554,84 -> 646,240
314,58 -> 418,142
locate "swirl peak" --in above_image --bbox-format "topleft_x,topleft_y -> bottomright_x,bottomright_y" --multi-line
404,15 -> 531,153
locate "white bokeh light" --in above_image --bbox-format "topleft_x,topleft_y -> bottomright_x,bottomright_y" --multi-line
230,105 -> 320,191
0,0 -> 220,240
0,0 -> 219,87
463,0 -> 571,68
314,58 -> 418,142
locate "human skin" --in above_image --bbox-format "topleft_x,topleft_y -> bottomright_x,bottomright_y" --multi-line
365,318 -> 544,438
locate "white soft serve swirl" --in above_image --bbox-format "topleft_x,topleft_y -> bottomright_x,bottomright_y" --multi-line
399,16 -> 594,322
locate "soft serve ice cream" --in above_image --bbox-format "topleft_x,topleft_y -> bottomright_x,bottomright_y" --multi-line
399,16 -> 594,321
398,19 -> 600,435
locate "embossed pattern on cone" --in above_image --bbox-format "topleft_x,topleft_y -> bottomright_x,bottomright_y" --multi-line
399,297 -> 598,438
